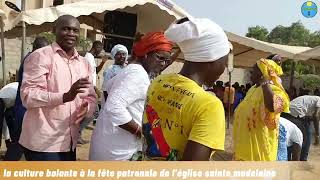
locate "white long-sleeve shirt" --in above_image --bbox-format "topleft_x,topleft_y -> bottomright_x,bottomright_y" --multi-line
89,64 -> 150,160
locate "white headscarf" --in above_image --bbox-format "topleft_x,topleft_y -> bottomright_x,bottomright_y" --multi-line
165,17 -> 229,62
111,44 -> 128,60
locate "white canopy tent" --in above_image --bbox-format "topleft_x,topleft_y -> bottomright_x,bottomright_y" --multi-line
227,32 -> 312,68
3,0 -> 190,38
1,0 -> 317,69
294,46 -> 320,65
172,32 -> 312,68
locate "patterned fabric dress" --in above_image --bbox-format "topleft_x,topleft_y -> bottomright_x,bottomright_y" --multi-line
233,59 -> 290,161
277,124 -> 288,161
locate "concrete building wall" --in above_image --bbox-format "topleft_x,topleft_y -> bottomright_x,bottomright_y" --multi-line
0,36 -> 34,84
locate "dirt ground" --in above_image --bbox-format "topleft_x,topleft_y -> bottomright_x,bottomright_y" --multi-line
1,123 -> 320,162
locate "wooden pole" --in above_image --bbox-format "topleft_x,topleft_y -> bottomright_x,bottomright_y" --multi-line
20,0 -> 26,63
227,71 -> 232,129
0,17 -> 6,86
227,44 -> 234,129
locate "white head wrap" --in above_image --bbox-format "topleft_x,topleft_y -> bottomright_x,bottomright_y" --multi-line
165,17 -> 229,62
111,44 -> 128,60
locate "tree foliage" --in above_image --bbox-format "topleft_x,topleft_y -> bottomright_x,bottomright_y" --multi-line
297,74 -> 320,90
247,21 -> 319,47
246,21 -> 320,76
309,31 -> 320,48
39,32 -> 55,44
295,62 -> 312,75
246,26 -> 269,41
267,25 -> 288,44
281,60 -> 294,74
246,21 -> 320,89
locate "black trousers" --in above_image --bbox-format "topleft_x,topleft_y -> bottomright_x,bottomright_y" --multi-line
22,146 -> 76,161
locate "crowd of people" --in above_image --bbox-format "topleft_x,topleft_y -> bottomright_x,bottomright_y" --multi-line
207,81 -> 250,113
0,14 -> 319,162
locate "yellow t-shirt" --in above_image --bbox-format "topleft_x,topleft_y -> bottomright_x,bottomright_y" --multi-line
142,74 -> 225,160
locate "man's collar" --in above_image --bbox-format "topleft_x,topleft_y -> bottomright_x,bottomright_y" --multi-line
52,42 -> 80,61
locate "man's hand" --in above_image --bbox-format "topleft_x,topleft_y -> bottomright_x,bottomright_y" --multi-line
102,55 -> 109,63
75,101 -> 89,125
96,55 -> 110,73
63,77 -> 91,103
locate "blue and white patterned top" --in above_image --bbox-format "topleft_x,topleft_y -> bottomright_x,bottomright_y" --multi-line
277,123 -> 288,161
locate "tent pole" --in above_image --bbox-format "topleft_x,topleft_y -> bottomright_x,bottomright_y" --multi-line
21,21 -> 26,63
227,71 -> 232,129
0,17 -> 6,86
0,15 -> 3,140
227,44 -> 234,130
21,0 -> 26,63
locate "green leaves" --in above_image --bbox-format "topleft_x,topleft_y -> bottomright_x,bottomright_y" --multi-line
39,32 -> 55,44
246,26 -> 269,41
78,36 -> 91,52
297,74 -> 320,90
246,21 -> 319,47
309,31 -> 320,48
246,22 -> 320,89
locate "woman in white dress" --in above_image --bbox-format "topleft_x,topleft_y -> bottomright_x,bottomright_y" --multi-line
89,32 -> 173,160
